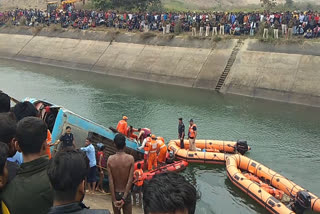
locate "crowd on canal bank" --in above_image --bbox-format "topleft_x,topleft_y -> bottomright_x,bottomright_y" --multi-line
0,91 -> 198,214
1,6 -> 320,39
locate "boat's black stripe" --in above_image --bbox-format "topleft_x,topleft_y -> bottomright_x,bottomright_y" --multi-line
223,141 -> 225,153
246,159 -> 250,171
247,182 -> 254,195
270,173 -> 277,185
255,163 -> 261,176
227,170 -> 280,214
290,184 -> 298,195
175,154 -> 226,164
176,155 -> 225,164
312,198 -> 319,211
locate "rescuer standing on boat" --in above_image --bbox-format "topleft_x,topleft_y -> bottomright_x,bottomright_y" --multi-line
178,118 -> 185,149
117,116 -> 128,135
138,135 -> 151,171
148,135 -> 158,171
188,119 -> 197,151
157,136 -> 167,165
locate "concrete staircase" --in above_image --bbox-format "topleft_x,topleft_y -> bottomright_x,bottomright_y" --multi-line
215,39 -> 243,91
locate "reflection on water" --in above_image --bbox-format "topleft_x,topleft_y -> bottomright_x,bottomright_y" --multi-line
1,59 -> 320,214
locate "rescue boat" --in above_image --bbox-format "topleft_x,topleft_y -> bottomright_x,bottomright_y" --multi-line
134,160 -> 188,181
167,140 -> 250,164
226,154 -> 320,214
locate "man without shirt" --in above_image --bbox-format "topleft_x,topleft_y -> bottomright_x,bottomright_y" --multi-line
107,134 -> 134,214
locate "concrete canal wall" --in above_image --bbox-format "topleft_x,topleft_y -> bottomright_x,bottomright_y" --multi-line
221,39 -> 320,107
0,27 -> 319,107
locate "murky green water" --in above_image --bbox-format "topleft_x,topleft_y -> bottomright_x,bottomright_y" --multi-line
1,59 -> 319,214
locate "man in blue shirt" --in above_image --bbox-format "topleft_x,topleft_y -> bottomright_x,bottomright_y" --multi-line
81,138 -> 97,194
7,151 -> 23,165
54,126 -> 76,150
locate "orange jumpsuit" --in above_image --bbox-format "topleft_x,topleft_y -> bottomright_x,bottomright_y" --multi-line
157,138 -> 167,164
148,139 -> 158,171
126,127 -> 138,140
143,138 -> 151,171
244,173 -> 284,200
116,119 -> 128,135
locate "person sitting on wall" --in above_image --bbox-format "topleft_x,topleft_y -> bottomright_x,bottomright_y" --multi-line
304,28 -> 313,39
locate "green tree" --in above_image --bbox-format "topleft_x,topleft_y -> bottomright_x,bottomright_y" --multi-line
285,0 -> 294,8
260,0 -> 277,10
92,0 -> 112,10
92,0 -> 162,10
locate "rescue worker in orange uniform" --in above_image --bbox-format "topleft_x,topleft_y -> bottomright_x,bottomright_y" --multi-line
126,125 -> 138,141
132,163 -> 144,205
141,136 -> 151,171
148,135 -> 158,171
188,119 -> 197,151
157,136 -> 167,165
116,116 -> 128,135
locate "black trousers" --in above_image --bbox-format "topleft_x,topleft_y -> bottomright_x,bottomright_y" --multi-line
180,138 -> 185,149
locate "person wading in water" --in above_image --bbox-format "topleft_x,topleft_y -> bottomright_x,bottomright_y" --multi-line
107,134 -> 134,214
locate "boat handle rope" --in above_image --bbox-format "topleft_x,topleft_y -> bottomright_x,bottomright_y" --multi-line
265,168 -> 300,195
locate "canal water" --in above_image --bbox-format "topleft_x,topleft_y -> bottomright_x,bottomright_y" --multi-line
1,59 -> 319,214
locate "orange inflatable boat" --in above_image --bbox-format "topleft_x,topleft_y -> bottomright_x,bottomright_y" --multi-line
169,139 -> 250,154
168,140 -> 250,164
226,154 -> 320,214
134,160 -> 188,181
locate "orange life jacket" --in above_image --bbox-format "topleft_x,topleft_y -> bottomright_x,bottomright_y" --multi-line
157,139 -> 166,150
116,120 -> 127,135
134,169 -> 144,187
189,124 -> 197,138
157,136 -> 165,143
150,139 -> 158,153
244,173 -> 284,200
144,137 -> 152,154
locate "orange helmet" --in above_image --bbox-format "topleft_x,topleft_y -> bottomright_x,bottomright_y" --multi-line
157,136 -> 165,143
123,116 -> 128,120
151,134 -> 156,140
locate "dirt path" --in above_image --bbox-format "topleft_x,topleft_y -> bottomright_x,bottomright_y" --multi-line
84,193 -> 143,214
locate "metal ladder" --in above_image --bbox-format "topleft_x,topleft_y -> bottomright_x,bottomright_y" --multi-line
215,40 -> 243,91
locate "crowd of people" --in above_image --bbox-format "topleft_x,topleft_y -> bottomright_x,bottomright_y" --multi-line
0,91 -> 198,214
1,6 -> 320,39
